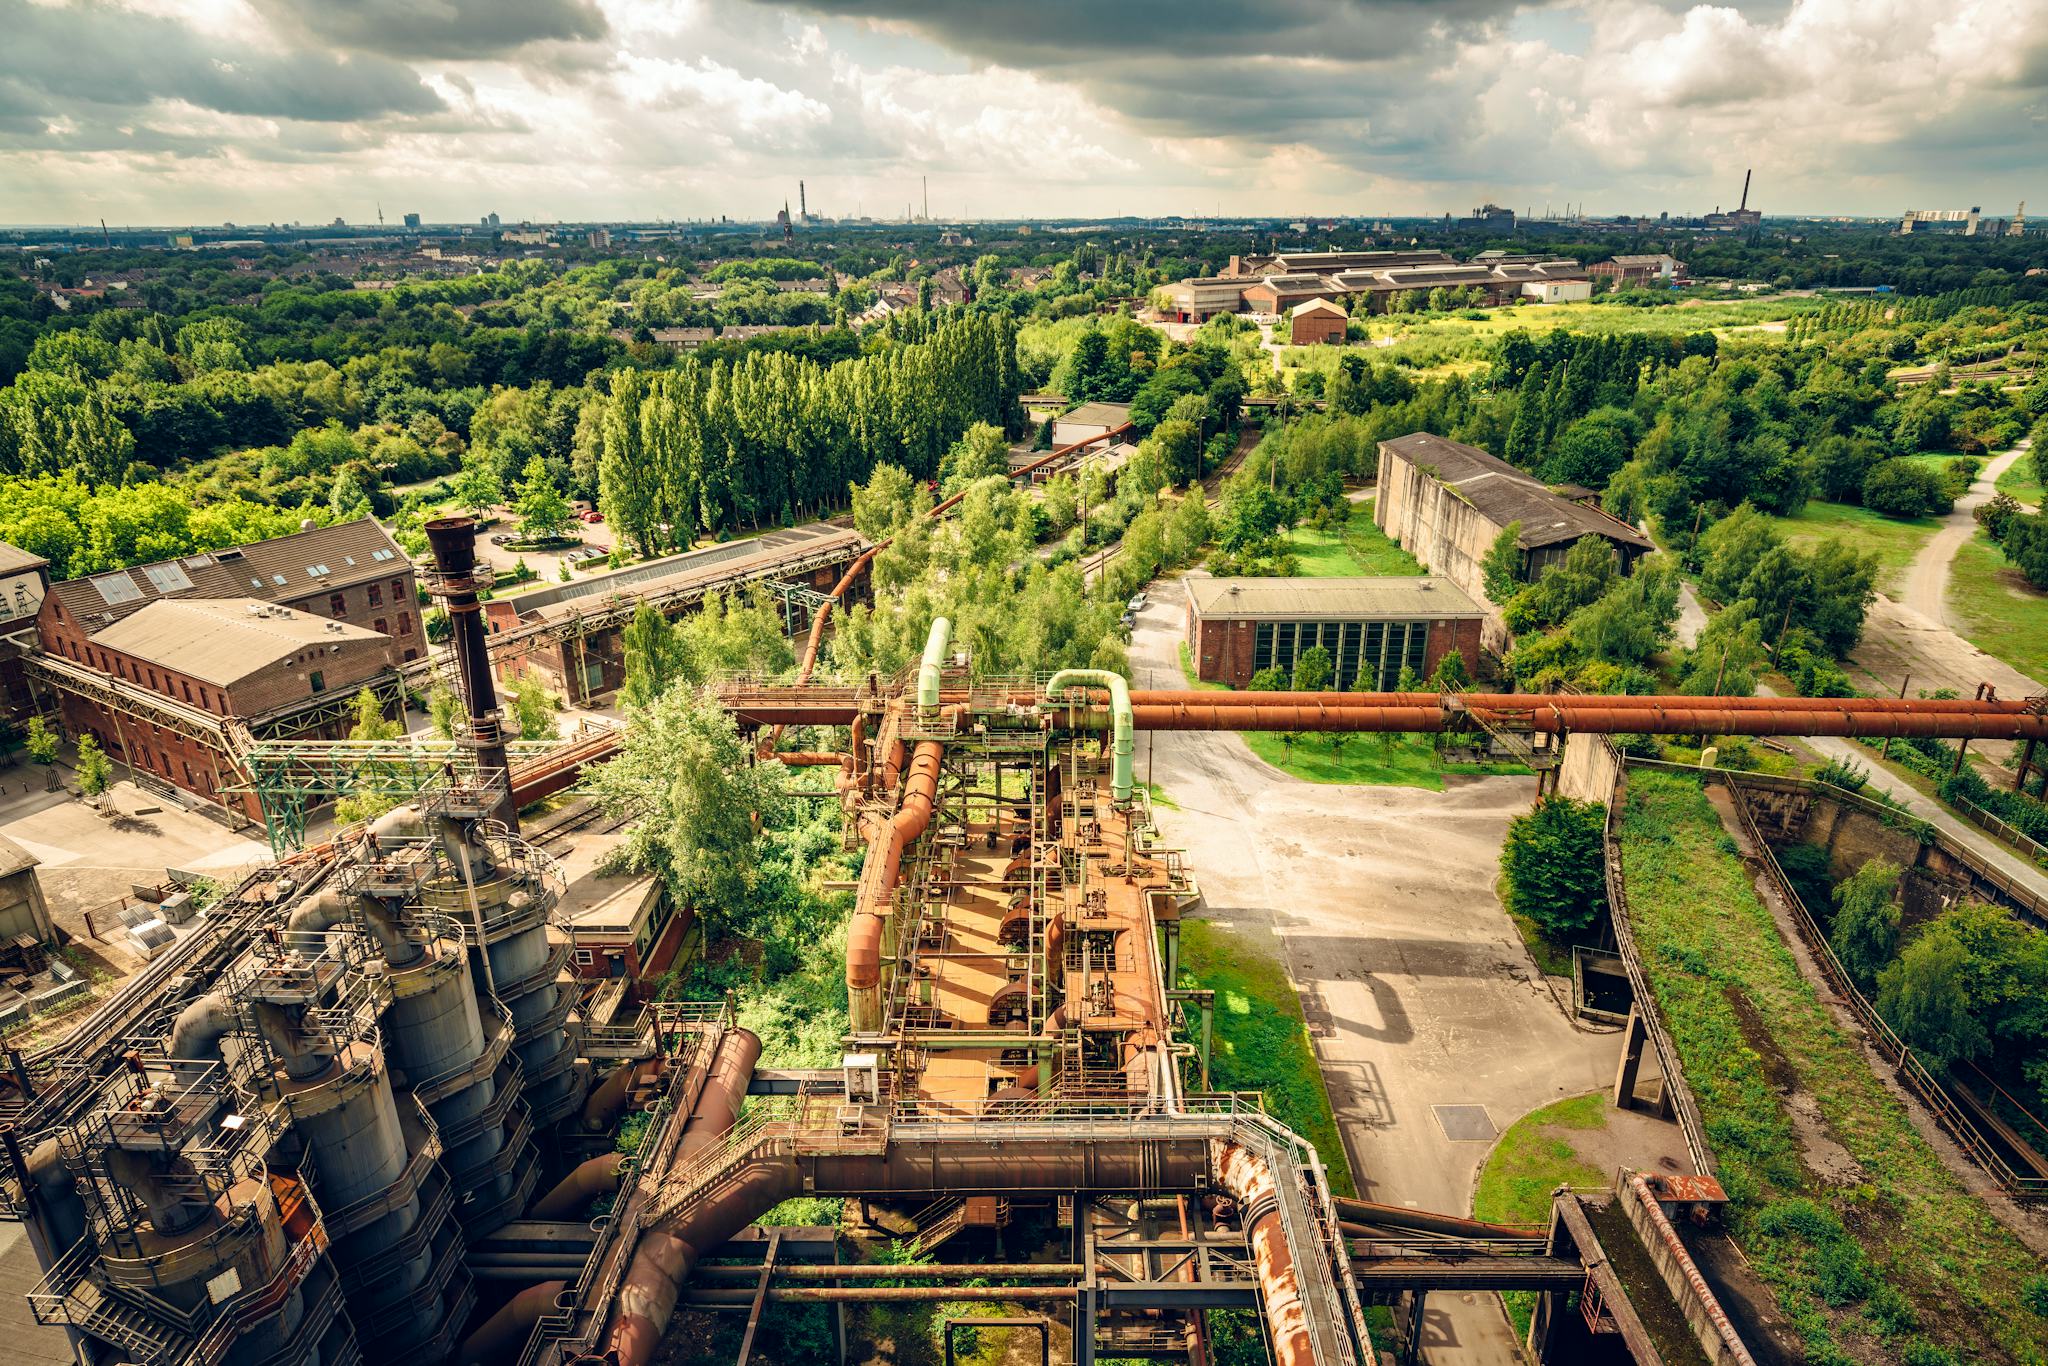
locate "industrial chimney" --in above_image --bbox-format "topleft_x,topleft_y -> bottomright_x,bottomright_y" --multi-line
423,516 -> 518,829
1738,169 -> 1751,214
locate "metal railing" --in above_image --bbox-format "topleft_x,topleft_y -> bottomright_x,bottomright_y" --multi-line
1601,749 -> 1717,1177
1725,780 -> 2048,1196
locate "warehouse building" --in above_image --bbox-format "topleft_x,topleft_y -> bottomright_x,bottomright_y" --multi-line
1375,432 -> 1653,650
30,518 -> 418,817
1286,298 -> 1350,344
0,542 -> 51,722
1183,576 -> 1487,690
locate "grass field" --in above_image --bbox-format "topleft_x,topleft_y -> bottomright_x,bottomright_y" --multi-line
1244,730 -> 1447,788
1277,502 -> 1423,577
1619,770 -> 2048,1365
1177,919 -> 1356,1197
1995,452 -> 2045,509
1472,1092 -> 1611,1339
1948,534 -> 2048,684
1761,500 -> 1939,595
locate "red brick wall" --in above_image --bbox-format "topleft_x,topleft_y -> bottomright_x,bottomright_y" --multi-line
1289,310 -> 1348,345
1189,611 -> 1488,689
279,569 -> 421,666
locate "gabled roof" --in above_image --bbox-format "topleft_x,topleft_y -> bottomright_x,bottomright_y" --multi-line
0,543 -> 48,576
1380,433 -> 1653,551
47,518 -> 408,635
88,599 -> 387,687
1290,297 -> 1348,318
1060,401 -> 1133,427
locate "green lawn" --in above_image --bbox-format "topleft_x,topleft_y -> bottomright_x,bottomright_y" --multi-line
1178,919 -> 1356,1197
1277,502 -> 1423,577
1244,730 -> 1447,789
1995,453 -> 2044,509
1761,501 -> 1939,596
1948,534 -> 2048,684
1619,770 -> 2048,1365
1473,1091 -> 1611,1340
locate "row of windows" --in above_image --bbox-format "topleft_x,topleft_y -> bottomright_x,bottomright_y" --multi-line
1251,619 -> 1431,691
323,578 -> 411,619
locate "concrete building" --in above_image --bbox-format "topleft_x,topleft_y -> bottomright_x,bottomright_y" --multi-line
1587,254 -> 1685,288
0,832 -> 56,947
1286,298 -> 1350,345
1160,275 -> 1259,322
1241,273 -> 1333,316
1052,401 -> 1133,450
557,828 -> 694,988
1375,433 -> 1652,651
1184,576 -> 1487,690
1226,249 -> 1453,277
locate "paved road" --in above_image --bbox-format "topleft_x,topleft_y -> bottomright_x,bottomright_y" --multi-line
1127,577 -> 1633,1365
1898,442 -> 2029,624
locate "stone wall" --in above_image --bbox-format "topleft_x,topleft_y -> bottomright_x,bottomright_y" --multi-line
1556,731 -> 1620,806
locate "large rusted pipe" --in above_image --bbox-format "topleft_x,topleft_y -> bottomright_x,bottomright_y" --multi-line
1121,703 -> 2048,740
458,1278 -> 566,1366
602,1135 -> 1210,1366
1214,1141 -> 1313,1366
530,1153 -> 624,1220
773,751 -> 846,767
848,737 -> 944,1032
677,1028 -> 762,1161
1125,690 -> 2040,714
583,1058 -> 661,1132
694,1262 -> 1085,1279
685,1285 -> 1079,1304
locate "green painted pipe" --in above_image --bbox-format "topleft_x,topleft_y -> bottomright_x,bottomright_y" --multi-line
917,616 -> 951,711
1045,668 -> 1133,803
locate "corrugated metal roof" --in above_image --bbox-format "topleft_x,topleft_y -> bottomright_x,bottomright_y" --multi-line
87,598 -> 386,686
1186,575 -> 1486,621
0,542 -> 48,576
1060,401 -> 1132,427
1380,433 -> 1654,551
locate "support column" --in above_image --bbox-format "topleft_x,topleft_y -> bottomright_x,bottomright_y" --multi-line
2016,737 -> 2038,793
1613,1002 -> 1648,1110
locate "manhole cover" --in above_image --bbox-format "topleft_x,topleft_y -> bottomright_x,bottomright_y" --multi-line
1432,1105 -> 1497,1142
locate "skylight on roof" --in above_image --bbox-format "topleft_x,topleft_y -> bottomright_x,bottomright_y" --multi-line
142,563 -> 193,594
88,572 -> 144,606
272,574 -> 287,586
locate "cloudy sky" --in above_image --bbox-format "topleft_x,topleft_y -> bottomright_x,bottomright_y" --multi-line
2,0 -> 2043,226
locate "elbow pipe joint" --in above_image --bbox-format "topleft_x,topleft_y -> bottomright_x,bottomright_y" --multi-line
1045,669 -> 1134,804
916,616 -> 952,712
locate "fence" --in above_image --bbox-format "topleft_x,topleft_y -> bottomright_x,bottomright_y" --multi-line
1722,778 -> 2047,1198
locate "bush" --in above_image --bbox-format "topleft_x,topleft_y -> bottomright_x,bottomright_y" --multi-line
1500,796 -> 1608,938
1861,459 -> 1951,518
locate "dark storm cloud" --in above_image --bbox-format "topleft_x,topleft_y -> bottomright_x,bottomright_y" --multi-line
0,1 -> 444,125
252,0 -> 610,60
758,0 -> 1517,162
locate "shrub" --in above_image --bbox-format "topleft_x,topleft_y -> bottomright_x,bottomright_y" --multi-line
1861,459 -> 1950,518
1500,796 -> 1608,938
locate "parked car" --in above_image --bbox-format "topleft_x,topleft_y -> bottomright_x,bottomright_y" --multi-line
489,533 -> 514,545
580,510 -> 604,524
1126,594 -> 1148,611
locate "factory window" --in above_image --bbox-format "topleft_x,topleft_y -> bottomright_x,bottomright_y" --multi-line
1338,622 -> 1363,689
182,762 -> 195,786
398,613 -> 413,635
403,649 -> 417,663
392,578 -> 407,602
146,668 -> 156,689
310,670 -> 326,693
329,593 -> 347,618
1252,622 -> 1274,672
572,949 -> 594,967
181,681 -> 192,703
374,618 -> 388,637
367,582 -> 383,607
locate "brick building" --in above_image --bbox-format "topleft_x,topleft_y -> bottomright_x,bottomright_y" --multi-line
0,542 -> 51,723
556,829 -> 694,990
1287,298 -> 1350,345
37,518 -> 421,670
31,518 -> 417,818
44,600 -> 395,810
1184,577 -> 1487,690
1374,433 -> 1652,652
1586,254 -> 1686,288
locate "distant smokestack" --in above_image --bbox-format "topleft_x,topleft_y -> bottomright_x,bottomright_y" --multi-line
424,516 -> 517,829
922,176 -> 928,222
799,180 -> 807,219
1738,169 -> 1751,213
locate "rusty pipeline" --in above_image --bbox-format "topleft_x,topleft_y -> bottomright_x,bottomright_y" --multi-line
529,1152 -> 624,1221
456,1278 -> 567,1366
847,734 -> 945,1032
1121,700 -> 2048,740
1213,1141 -> 1313,1366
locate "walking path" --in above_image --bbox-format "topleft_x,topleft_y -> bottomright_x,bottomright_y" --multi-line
1851,441 -> 2042,707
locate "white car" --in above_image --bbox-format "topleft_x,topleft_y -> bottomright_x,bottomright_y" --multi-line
1126,595 -> 1148,612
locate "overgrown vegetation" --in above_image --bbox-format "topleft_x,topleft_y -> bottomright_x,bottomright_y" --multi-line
1619,769 -> 2048,1365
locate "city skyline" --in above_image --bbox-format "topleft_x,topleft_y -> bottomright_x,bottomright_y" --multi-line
0,0 -> 2042,226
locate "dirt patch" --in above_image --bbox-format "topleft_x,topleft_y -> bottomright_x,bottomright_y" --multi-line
1722,985 -> 1866,1186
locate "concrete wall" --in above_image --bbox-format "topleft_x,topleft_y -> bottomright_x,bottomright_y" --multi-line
1374,446 -> 1509,652
1557,732 -> 1621,806
1616,1177 -> 1756,1366
0,865 -> 54,944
